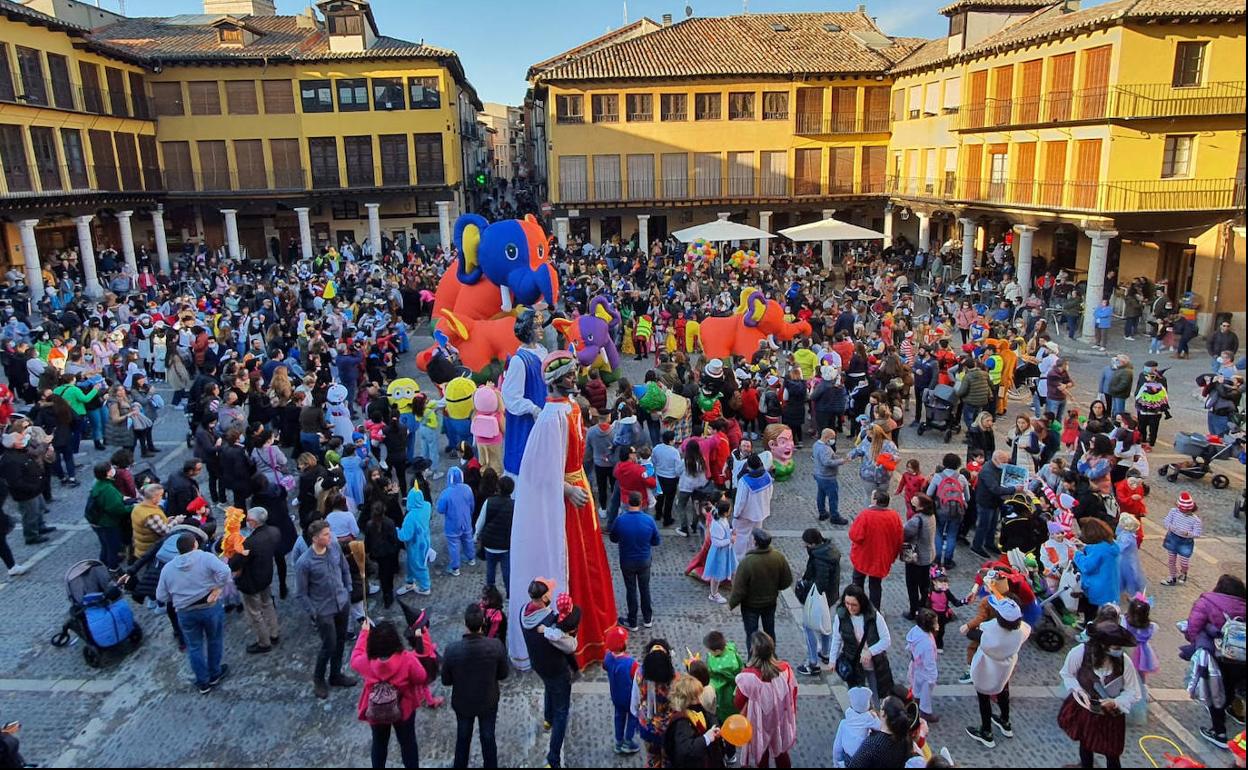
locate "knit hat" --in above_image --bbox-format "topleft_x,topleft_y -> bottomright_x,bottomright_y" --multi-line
848,686 -> 873,714
605,625 -> 629,654
1177,491 -> 1197,513
1058,493 -> 1077,512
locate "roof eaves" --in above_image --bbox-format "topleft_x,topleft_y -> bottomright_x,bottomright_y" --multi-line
0,0 -> 89,34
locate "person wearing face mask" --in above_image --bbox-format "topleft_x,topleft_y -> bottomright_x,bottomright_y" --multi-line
85,461 -> 134,570
1058,621 -> 1142,769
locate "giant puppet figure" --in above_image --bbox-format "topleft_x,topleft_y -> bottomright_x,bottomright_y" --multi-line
696,288 -> 813,359
501,310 -> 547,476
507,351 -> 617,670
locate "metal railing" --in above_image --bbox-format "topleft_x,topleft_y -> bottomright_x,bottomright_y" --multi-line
555,175 -> 889,203
951,176 -> 1245,212
555,114 -> 584,124
0,71 -> 154,120
163,167 -> 310,194
795,111 -> 891,135
957,81 -> 1245,130
0,161 -> 164,199
886,175 -> 956,199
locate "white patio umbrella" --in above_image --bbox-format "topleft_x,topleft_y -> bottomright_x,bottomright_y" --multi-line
778,218 -> 886,241
671,218 -> 775,242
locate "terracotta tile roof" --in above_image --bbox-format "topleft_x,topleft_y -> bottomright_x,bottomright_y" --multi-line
529,18 -> 661,78
937,0 -> 1052,16
534,12 -> 924,82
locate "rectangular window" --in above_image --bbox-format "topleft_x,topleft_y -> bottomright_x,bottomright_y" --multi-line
943,146 -> 958,193
1079,45 -> 1112,119
991,65 -> 1013,125
923,147 -> 937,193
344,135 -> 375,188
723,151 -> 750,197
15,46 -> 47,107
47,54 -> 74,111
625,93 -> 652,122
966,69 -> 988,128
1173,42 -> 1207,87
114,132 -> 142,190
556,94 -> 584,124
963,144 -> 983,198
1040,140 -> 1067,205
336,79 -> 368,112
197,139 -> 229,191
694,152 -> 721,197
300,79 -> 333,113
591,94 -> 619,123
161,140 -> 194,191
797,87 -> 824,133
224,81 -> 257,115
234,139 -> 266,190
1071,138 -> 1102,208
129,72 -> 149,119
594,154 -> 621,200
865,86 -> 890,132
0,46 -> 15,102
1047,53 -> 1075,122
1014,142 -> 1036,203
61,129 -> 88,189
891,89 -> 905,123
661,152 -> 688,199
728,92 -> 754,120
262,79 -> 295,114
627,153 -> 654,200
372,78 -> 404,111
378,135 -> 409,186
0,124 -> 31,193
79,62 -> 103,114
413,133 -> 444,185
328,13 -> 363,35
308,137 -> 340,189
1161,135 -> 1194,178
694,93 -> 721,121
923,82 -> 940,116
152,82 -> 185,116
105,67 -> 128,116
1018,59 -> 1042,123
762,91 -> 788,120
861,146 -> 886,193
795,148 -> 821,195
408,76 -> 440,109
269,138 -> 303,189
907,84 -> 922,119
559,155 -> 587,202
830,87 -> 857,133
829,146 -> 855,193
138,134 -> 161,191
188,81 -> 221,116
988,147 -> 1008,201
29,126 -> 60,191
760,150 -> 787,196
88,129 -> 117,190
660,93 -> 687,121
942,77 -> 961,114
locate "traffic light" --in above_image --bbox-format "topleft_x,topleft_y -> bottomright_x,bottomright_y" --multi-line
475,173 -> 488,188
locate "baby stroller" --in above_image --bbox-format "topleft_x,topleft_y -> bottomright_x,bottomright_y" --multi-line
1032,561 -> 1082,653
918,383 -> 959,443
1159,430 -> 1245,490
50,560 -> 143,667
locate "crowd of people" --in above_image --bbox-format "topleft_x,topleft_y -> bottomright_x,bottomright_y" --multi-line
0,219 -> 1243,770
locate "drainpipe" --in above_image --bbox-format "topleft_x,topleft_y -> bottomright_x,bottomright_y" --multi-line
1208,219 -> 1232,335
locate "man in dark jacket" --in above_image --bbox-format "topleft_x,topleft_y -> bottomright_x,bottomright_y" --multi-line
911,347 -> 936,427
796,528 -> 841,676
295,519 -> 358,699
442,603 -> 510,769
1206,320 -> 1239,363
781,368 -> 808,447
971,450 -> 1023,558
609,492 -> 661,631
474,476 -> 514,594
0,429 -> 50,544
229,507 -> 282,654
165,459 -> 204,522
521,579 -> 577,769
728,529 -> 793,651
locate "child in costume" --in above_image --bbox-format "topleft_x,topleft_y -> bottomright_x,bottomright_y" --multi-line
833,686 -> 881,767
1117,515 -> 1146,598
1040,520 -> 1077,595
703,630 -> 743,764
404,608 -> 444,708
1123,595 -> 1159,682
925,565 -> 963,651
603,626 -> 641,755
1161,491 -> 1202,586
702,498 -> 736,604
397,480 -> 432,596
1114,474 -> 1149,547
470,385 -> 504,475
479,584 -> 507,646
906,609 -> 940,722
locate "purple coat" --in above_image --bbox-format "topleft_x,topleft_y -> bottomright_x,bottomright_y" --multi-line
1182,590 -> 1246,659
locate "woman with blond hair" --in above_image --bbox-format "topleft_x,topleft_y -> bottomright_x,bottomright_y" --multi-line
664,673 -> 725,768
849,424 -> 899,502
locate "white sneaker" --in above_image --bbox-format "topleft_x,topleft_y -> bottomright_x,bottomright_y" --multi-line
1124,336 -> 1135,341
396,583 -> 416,596
466,560 -> 478,567
7,564 -> 29,578
415,587 -> 432,596
710,593 -> 727,604
367,582 -> 381,596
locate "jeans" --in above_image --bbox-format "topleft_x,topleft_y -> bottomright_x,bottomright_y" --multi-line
1063,314 -> 1080,340
87,406 -> 105,443
963,405 -> 979,431
446,530 -> 474,570
1124,317 -> 1139,338
314,607 -> 349,681
417,426 -> 440,472
604,483 -> 622,529
656,476 -> 679,525
935,516 -> 960,564
371,713 -> 420,769
742,604 -> 777,650
620,562 -> 653,625
1047,398 -> 1067,423
70,415 -> 87,454
454,710 -> 498,768
972,504 -> 1000,554
804,627 -> 832,667
852,570 -> 883,610
613,702 -> 638,745
1110,397 -> 1127,417
54,447 -> 77,481
299,431 -> 322,458
1209,412 -> 1231,437
484,549 -> 510,594
594,465 -> 614,508
540,669 -> 573,767
92,526 -> 124,570
814,477 -> 840,520
177,603 -> 225,688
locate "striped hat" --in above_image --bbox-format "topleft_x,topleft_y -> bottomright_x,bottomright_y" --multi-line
1177,492 -> 1197,513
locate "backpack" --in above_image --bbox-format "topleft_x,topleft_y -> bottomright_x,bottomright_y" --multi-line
470,413 -> 500,440
364,680 -> 404,724
1219,614 -> 1246,663
935,474 -> 967,524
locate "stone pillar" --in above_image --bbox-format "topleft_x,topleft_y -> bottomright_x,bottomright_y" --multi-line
365,203 -> 382,257
820,208 -> 836,270
436,201 -> 452,252
555,217 -> 569,249
882,207 -> 894,245
221,209 -> 240,260
1082,229 -> 1118,342
1014,225 -> 1037,299
117,210 -> 138,276
959,217 -> 977,277
294,207 -> 313,260
17,219 -> 44,302
916,212 -> 932,254
636,214 -> 649,253
75,215 -> 102,298
759,210 -> 773,267
151,206 -> 170,275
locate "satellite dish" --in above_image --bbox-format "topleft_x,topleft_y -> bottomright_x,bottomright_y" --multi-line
685,5 -> 693,17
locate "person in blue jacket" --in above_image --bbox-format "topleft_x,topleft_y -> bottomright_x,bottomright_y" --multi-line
609,491 -> 661,630
397,482 -> 432,596
1092,299 -> 1114,351
1073,517 -> 1121,624
436,466 -> 476,576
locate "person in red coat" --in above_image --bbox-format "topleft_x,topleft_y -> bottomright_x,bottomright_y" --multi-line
848,489 -> 904,611
1114,475 -> 1149,546
613,445 -> 657,512
704,419 -> 732,487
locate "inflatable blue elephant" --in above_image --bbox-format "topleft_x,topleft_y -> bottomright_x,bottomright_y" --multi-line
452,213 -> 559,308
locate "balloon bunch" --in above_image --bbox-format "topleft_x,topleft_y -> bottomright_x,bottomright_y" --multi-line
729,249 -> 759,271
684,238 -> 718,266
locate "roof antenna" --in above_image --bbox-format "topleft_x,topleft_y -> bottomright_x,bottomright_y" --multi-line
623,0 -> 628,25
743,0 -> 748,12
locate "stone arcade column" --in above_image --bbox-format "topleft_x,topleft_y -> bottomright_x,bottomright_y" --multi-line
365,203 -> 382,257
555,217 -> 569,250
117,210 -> 138,275
820,208 -> 836,270
1014,225 -> 1037,299
436,201 -> 452,252
151,206 -> 170,275
636,214 -> 649,253
75,215 -> 102,298
17,219 -> 44,302
1081,229 -> 1118,342
916,212 -> 931,254
221,209 -> 240,260
959,217 -> 977,277
294,207 -> 313,261
758,210 -> 773,268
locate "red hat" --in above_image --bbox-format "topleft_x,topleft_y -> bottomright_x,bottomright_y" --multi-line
555,593 -> 574,620
605,625 -> 629,653
1177,492 -> 1197,513
187,496 -> 209,513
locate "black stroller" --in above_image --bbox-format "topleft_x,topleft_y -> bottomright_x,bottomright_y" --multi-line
1159,430 -> 1244,490
918,383 -> 959,442
50,559 -> 144,667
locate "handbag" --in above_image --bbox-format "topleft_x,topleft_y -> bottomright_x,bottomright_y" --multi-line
899,542 -> 919,564
836,632 -> 868,683
267,446 -> 297,492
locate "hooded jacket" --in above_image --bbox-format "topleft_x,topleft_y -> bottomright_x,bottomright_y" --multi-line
155,548 -> 231,610
1184,590 -> 1247,658
436,467 -> 476,537
733,466 -> 774,524
349,625 -> 428,724
521,602 -> 577,679
832,687 -> 881,766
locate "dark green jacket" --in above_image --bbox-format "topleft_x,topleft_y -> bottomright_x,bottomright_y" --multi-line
729,546 -> 793,610
89,480 -> 132,530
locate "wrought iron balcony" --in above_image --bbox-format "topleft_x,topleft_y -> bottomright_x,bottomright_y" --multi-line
956,81 -> 1245,130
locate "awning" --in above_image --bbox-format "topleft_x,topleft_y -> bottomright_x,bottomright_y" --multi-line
778,219 -> 886,242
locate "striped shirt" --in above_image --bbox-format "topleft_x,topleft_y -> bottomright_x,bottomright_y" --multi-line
1162,508 -> 1203,539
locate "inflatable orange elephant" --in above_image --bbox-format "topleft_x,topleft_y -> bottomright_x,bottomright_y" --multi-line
698,288 -> 812,359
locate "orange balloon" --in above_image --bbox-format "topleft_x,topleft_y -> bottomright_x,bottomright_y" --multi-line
721,714 -> 753,747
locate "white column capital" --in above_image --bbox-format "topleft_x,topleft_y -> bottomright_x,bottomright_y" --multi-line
636,213 -> 650,221
821,208 -> 836,219
916,211 -> 931,220
759,210 -> 773,218
117,210 -> 133,219
294,207 -> 310,216
1012,224 -> 1038,233
1084,228 -> 1118,242
716,212 -> 730,221
221,208 -> 238,216
75,214 -> 94,226
155,203 -> 164,215
365,202 -> 380,210
436,201 -> 452,211
958,217 -> 977,227
18,218 -> 39,231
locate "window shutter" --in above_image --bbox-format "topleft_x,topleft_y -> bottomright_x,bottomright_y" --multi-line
558,155 -> 587,202
593,154 -> 621,200
262,80 -> 295,114
627,154 -> 654,199
225,81 -> 258,115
